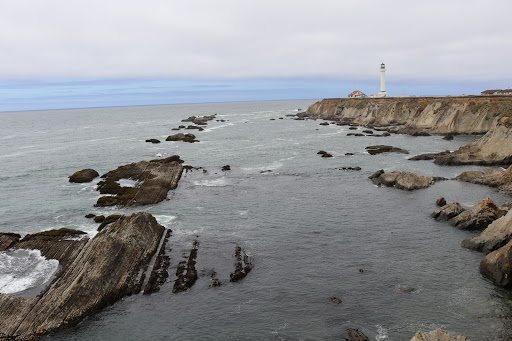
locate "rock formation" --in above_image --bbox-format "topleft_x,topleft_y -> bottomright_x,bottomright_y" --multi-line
0,233 -> 21,251
230,245 -> 253,282
480,238 -> 512,288
462,209 -> 512,253
95,155 -> 183,208
365,145 -> 409,155
145,139 -> 160,144
346,328 -> 369,341
370,170 -> 438,190
166,133 -> 198,143
68,169 -> 99,183
432,202 -> 465,221
0,212 -> 165,340
456,165 -> 512,195
173,240 -> 199,293
409,329 -> 469,341
448,198 -> 502,230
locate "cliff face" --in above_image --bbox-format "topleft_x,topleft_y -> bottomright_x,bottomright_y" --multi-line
306,96 -> 512,134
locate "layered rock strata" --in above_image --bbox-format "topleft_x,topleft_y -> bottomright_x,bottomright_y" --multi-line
462,209 -> 512,252
95,155 -> 183,207
0,212 -> 165,341
230,246 -> 253,282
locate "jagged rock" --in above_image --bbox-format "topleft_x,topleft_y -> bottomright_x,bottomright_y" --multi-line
480,238 -> 512,288
449,198 -> 501,230
173,240 -> 199,293
144,229 -> 172,294
365,145 -> 409,155
145,139 -> 160,144
0,213 -> 164,340
371,170 -> 435,190
346,328 -> 369,341
462,209 -> 512,252
166,133 -> 198,143
0,233 -> 21,251
410,329 -> 469,341
95,156 -> 183,208
432,202 -> 465,221
436,197 -> 447,207
69,169 -> 99,183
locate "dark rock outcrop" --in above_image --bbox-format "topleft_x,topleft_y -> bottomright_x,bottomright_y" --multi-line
84,213 -> 95,219
371,170 -> 436,190
95,156 -> 183,208
443,133 -> 455,140
317,151 -> 333,158
97,215 -> 123,231
436,197 -> 447,207
166,133 -> 198,143
230,246 -> 253,282
0,212 -> 164,340
456,165 -> 512,195
69,169 -> 99,183
480,238 -> 512,288
144,229 -> 172,295
432,202 -> 465,221
222,165 -> 231,171
365,145 -> 409,155
145,139 -> 161,144
408,151 -> 451,161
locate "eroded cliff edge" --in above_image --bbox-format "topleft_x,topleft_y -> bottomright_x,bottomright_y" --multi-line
307,96 -> 512,165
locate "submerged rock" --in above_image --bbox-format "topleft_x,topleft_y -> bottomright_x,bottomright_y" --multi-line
330,297 -> 342,304
410,329 -> 469,341
145,139 -> 161,144
0,212 -> 164,340
69,169 -> 99,183
230,245 -> 253,282
95,155 -> 184,208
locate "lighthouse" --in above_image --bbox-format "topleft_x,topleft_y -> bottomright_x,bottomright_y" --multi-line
379,62 -> 388,97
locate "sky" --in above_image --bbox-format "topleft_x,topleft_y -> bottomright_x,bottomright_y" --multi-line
1,0 -> 511,111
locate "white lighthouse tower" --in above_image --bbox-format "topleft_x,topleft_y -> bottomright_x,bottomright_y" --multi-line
379,62 -> 388,97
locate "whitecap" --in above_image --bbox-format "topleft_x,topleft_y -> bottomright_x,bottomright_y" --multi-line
154,215 -> 179,225
0,249 -> 59,295
375,324 -> 388,340
193,178 -> 227,187
116,179 -> 139,187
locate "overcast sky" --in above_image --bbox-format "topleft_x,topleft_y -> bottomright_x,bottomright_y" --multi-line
1,0 -> 511,111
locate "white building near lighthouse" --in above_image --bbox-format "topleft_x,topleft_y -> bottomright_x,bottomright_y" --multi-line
371,63 -> 388,97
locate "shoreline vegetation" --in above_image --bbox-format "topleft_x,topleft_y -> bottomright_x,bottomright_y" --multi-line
1,97 -> 512,340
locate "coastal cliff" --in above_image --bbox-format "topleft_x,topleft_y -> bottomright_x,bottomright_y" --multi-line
306,96 -> 512,134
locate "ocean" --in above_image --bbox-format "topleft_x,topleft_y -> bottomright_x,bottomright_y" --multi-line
0,100 -> 510,340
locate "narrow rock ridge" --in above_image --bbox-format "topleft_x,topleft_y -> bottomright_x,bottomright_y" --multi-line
172,240 -> 199,293
144,229 -> 172,294
0,212 -> 164,341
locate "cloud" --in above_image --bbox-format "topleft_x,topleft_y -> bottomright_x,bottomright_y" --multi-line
0,0 -> 511,82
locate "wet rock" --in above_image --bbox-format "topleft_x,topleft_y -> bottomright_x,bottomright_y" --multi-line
345,153 -> 354,156
222,165 -> 231,171
95,156 -> 183,208
166,133 -> 198,143
347,133 -> 365,137
85,213 -> 96,219
443,133 -> 455,140
98,215 -> 123,231
346,328 -> 369,341
330,297 -> 342,304
185,125 -> 204,131
449,198 -> 501,230
93,215 -> 105,223
410,329 -> 469,341
371,170 -> 436,190
432,202 -> 465,221
436,197 -> 447,207
366,145 -> 409,155
171,128 -> 180,131
408,151 -> 451,161
349,126 -> 358,130
145,139 -> 161,144
319,122 -> 329,126
462,209 -> 512,253
368,169 -> 385,180
69,168 -> 99,183
481,238 -> 512,288
0,212 -> 164,340
230,246 -> 253,282
144,229 -> 172,294
173,240 -> 199,293
362,130 -> 373,134
0,233 -> 21,251
209,270 -> 222,288
179,125 -> 185,129
337,167 -> 361,171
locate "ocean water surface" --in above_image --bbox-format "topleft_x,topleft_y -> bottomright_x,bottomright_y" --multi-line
0,100 -> 511,340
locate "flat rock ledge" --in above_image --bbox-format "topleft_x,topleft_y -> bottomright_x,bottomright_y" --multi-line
369,170 -> 441,190
0,212 -> 165,341
410,329 -> 469,341
95,155 -> 184,208
456,165 -> 512,195
365,145 -> 409,155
